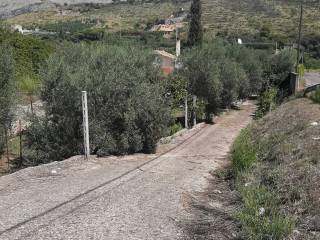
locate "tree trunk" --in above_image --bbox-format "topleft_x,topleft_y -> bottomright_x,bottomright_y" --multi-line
193,95 -> 197,127
29,96 -> 34,114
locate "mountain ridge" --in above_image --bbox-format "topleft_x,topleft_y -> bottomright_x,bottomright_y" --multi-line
0,0 -> 112,19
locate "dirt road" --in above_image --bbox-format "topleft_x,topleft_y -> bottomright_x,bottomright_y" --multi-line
0,103 -> 254,240
305,72 -> 320,87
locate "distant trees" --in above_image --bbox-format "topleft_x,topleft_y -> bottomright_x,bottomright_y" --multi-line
0,45 -> 15,156
175,37 -> 295,119
18,76 -> 39,114
24,43 -> 171,165
0,27 -> 53,83
187,0 -> 203,47
181,38 -> 254,118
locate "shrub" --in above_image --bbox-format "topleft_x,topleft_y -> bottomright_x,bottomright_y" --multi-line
256,87 -> 278,118
24,43 -> 171,164
310,88 -> 320,104
169,123 -> 183,136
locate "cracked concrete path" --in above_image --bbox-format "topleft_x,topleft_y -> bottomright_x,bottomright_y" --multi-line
0,103 -> 255,240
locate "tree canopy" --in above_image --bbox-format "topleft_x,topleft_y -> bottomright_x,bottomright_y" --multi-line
24,43 -> 172,165
187,0 -> 203,47
0,45 -> 15,155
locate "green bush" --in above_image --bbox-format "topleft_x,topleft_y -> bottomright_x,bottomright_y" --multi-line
232,128 -> 257,174
256,87 -> 278,118
310,88 -> 320,104
0,27 -> 53,81
169,123 -> 183,136
24,42 -> 171,164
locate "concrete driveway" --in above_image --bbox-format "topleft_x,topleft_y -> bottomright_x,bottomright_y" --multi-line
0,103 -> 254,240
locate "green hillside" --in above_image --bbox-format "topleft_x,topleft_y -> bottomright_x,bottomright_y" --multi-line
3,0 -> 320,64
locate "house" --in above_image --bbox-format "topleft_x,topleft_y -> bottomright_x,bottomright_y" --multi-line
153,30 -> 181,76
12,24 -> 23,33
154,50 -> 177,76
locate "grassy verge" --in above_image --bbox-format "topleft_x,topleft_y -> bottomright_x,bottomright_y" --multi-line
232,127 -> 294,240
232,98 -> 320,239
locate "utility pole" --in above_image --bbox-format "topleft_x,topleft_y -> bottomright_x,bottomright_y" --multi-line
296,0 -> 303,90
82,91 -> 90,159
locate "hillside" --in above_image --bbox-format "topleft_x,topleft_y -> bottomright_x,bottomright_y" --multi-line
0,0 -> 112,19
3,0 -> 320,41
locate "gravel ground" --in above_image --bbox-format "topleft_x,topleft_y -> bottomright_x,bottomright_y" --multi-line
0,103 -> 255,240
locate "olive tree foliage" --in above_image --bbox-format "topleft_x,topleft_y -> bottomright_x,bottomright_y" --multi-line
24,43 -> 171,165
267,49 -> 296,86
227,45 -> 265,95
255,49 -> 296,117
182,38 -> 254,116
0,45 -> 15,156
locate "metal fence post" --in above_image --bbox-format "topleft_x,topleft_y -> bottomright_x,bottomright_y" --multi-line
82,91 -> 90,159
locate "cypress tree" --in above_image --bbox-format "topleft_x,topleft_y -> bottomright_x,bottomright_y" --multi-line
187,0 -> 203,47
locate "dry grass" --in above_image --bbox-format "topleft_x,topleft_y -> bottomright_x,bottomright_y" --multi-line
5,2 -> 190,32
249,98 -> 320,239
202,0 -> 320,38
181,167 -> 241,240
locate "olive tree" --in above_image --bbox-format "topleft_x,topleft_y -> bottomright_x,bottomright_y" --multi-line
0,45 -> 15,156
24,43 -> 171,165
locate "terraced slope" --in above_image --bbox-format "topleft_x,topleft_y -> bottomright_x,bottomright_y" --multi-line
202,0 -> 320,41
3,0 -> 320,41
0,0 -> 112,19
